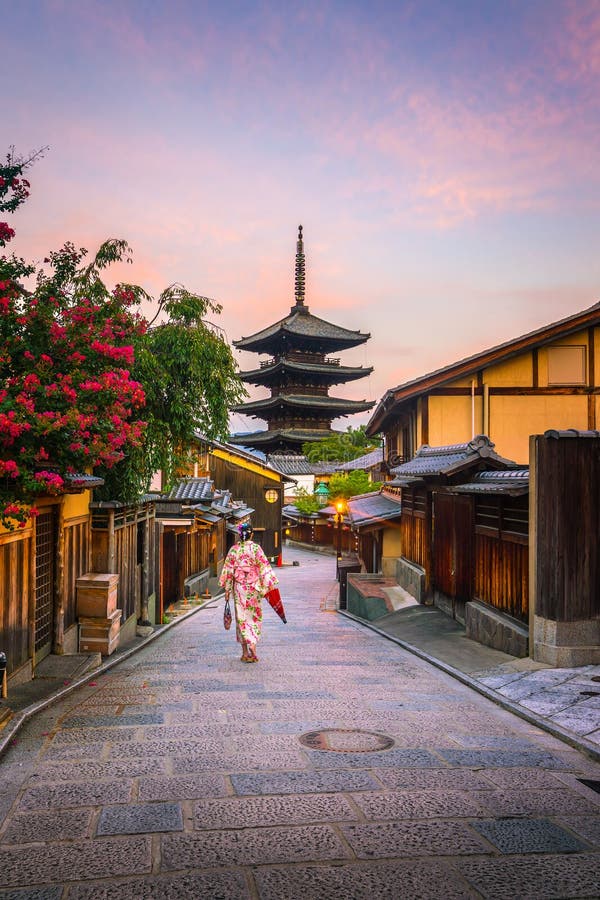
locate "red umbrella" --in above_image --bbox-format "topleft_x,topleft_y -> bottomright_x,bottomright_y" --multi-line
265,588 -> 287,623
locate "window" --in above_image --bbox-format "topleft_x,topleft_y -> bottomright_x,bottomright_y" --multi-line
547,346 -> 586,385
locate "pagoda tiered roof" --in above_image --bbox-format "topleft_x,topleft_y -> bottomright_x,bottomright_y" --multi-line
233,308 -> 370,354
229,427 -> 345,453
232,394 -> 374,417
239,356 -> 373,386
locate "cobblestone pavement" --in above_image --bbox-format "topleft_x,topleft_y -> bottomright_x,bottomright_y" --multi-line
1,547 -> 600,899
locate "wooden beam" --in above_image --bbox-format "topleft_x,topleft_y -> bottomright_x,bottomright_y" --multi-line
421,396 -> 429,445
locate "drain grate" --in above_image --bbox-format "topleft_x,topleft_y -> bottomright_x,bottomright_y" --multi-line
578,779 -> 600,795
298,728 -> 395,752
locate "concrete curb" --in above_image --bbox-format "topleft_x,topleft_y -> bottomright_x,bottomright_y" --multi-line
339,608 -> 600,764
0,592 -> 224,761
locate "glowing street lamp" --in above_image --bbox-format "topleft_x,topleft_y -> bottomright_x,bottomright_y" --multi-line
335,499 -> 346,563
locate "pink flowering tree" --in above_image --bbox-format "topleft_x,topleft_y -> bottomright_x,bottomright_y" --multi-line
0,150 -> 147,529
0,149 -> 245,527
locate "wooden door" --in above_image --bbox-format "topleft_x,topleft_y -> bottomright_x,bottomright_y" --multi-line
433,493 -> 473,602
34,509 -> 57,663
161,530 -> 177,611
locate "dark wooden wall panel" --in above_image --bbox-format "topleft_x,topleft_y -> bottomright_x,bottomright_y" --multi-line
474,532 -> 528,622
400,514 -> 427,567
433,493 -> 473,602
209,456 -> 281,558
534,435 -> 600,621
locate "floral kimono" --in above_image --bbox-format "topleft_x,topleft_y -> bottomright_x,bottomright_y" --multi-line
219,540 -> 278,654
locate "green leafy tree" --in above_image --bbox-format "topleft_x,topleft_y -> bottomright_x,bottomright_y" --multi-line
302,425 -> 380,463
100,284 -> 247,500
327,470 -> 381,500
293,487 -> 320,516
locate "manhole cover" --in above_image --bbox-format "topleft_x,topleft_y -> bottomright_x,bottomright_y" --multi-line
298,728 -> 395,752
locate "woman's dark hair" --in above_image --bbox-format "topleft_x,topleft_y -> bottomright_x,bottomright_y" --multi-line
238,522 -> 253,541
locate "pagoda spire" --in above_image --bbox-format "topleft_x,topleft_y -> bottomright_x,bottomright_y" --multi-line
293,224 -> 307,312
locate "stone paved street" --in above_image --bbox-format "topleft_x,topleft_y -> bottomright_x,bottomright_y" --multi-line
1,546 -> 600,898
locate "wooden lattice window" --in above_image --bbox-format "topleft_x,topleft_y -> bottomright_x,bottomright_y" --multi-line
35,510 -> 56,654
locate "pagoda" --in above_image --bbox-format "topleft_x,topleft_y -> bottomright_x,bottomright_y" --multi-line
230,226 -> 374,454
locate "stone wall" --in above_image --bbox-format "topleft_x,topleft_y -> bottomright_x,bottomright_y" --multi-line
466,600 -> 529,658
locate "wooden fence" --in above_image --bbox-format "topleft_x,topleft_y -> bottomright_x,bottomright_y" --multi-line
0,527 -> 33,676
91,503 -> 156,624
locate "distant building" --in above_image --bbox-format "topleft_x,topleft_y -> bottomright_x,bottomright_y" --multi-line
230,226 -> 374,454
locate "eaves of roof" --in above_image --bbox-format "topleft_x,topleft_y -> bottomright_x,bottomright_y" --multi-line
268,454 -> 314,475
232,395 -> 374,414
335,448 -> 384,471
322,490 -> 402,529
167,478 -> 214,502
449,469 -> 529,496
233,308 -> 370,350
387,435 -> 516,484
366,302 -> 600,435
229,428 -> 345,446
192,432 -> 287,480
240,359 -> 373,384
64,473 -> 105,492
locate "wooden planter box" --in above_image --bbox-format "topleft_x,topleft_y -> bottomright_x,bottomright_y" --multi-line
76,573 -> 119,618
79,608 -> 121,656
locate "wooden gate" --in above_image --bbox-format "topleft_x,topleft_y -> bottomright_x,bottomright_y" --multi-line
433,493 -> 473,604
34,508 -> 57,662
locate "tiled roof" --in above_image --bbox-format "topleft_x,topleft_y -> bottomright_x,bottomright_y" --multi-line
229,428 -> 345,448
268,454 -> 315,475
323,490 -> 402,529
240,358 -> 373,385
544,428 -> 600,439
210,490 -> 232,512
450,469 -> 529,496
64,473 -> 104,490
233,394 -> 374,415
310,460 -> 343,475
167,478 -> 214,502
388,435 -> 515,485
336,448 -> 384,472
234,308 -> 370,352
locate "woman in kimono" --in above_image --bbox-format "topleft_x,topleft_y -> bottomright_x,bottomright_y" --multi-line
219,523 -> 278,663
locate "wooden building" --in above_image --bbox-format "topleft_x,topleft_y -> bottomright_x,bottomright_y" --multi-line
367,302 -> 600,467
1,477 -> 102,687
153,477 -> 246,618
388,437 -> 528,655
443,469 -> 530,656
184,435 -> 289,561
231,226 -> 374,454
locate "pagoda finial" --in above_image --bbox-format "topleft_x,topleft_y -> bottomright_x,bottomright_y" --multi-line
293,224 -> 307,311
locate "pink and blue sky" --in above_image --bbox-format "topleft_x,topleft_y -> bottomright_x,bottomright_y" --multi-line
3,0 -> 600,433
